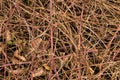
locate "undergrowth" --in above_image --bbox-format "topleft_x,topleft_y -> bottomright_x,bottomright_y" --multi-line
0,0 -> 120,80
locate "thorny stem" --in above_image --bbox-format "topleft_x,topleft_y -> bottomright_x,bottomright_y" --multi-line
49,0 -> 54,80
77,0 -> 84,79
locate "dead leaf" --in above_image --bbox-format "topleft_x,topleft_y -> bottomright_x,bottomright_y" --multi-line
14,50 -> 19,57
88,67 -> 94,74
14,50 -> 27,61
32,68 -> 45,77
42,64 -> 50,71
0,43 -> 4,53
5,30 -> 11,42
16,55 -> 26,61
9,69 -> 24,74
11,58 -> 19,64
0,0 -> 2,3
30,38 -> 42,50
56,0 -> 64,2
0,27 -> 2,36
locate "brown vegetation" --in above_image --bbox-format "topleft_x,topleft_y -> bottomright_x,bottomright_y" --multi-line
0,0 -> 120,80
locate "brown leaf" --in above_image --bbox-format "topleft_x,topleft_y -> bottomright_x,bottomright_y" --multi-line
0,43 -> 4,53
30,38 -> 42,50
14,50 -> 27,61
14,50 -> 19,57
16,55 -> 26,61
42,64 -> 50,71
0,0 -> 2,3
11,58 -> 19,64
5,30 -> 11,42
56,0 -> 64,2
32,68 -> 45,77
9,69 -> 24,74
88,67 -> 94,74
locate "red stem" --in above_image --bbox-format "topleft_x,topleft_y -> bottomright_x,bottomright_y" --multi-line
49,0 -> 54,80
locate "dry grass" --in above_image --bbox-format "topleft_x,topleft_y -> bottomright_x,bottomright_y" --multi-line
0,0 -> 120,80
